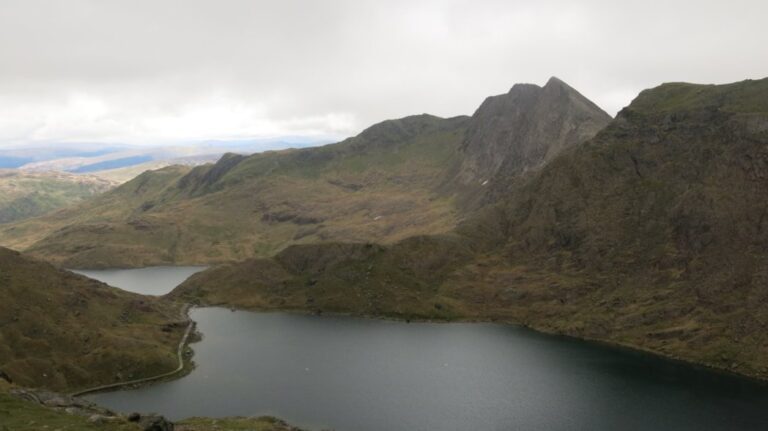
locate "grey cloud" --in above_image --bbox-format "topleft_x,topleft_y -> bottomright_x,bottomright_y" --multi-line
0,0 -> 765,146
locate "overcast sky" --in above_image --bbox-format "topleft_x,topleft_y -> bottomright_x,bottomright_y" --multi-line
0,0 -> 765,147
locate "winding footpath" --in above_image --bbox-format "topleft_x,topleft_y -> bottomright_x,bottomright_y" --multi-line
70,303 -> 195,398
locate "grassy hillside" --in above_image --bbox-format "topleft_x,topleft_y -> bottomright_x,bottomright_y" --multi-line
0,170 -> 115,224
0,247 -> 187,392
169,237 -> 476,320
0,80 -> 610,269
3,115 -> 466,268
171,77 -> 768,380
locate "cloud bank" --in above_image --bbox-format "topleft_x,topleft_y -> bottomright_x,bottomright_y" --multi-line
0,0 -> 765,146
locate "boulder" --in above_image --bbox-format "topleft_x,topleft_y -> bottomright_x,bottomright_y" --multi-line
139,414 -> 175,431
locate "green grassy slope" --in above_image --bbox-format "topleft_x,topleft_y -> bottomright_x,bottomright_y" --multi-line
171,77 -> 768,380
0,247 -> 186,392
0,170 -> 115,224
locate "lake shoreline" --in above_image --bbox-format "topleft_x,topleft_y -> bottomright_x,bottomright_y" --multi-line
75,299 -> 768,403
189,303 -> 768,386
86,306 -> 768,431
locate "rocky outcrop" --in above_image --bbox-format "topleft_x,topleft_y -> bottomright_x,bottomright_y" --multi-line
11,387 -> 116,418
9,387 -> 175,430
453,77 -> 612,203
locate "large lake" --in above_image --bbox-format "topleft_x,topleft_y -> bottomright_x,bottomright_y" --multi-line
81,268 -> 768,431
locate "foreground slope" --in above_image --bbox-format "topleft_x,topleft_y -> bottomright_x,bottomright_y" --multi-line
0,78 -> 610,268
0,170 -> 115,224
172,77 -> 768,379
0,380 -> 304,431
0,247 -> 186,392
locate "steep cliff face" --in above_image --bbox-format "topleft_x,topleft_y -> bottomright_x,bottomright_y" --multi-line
446,77 -> 768,379
455,77 -> 612,188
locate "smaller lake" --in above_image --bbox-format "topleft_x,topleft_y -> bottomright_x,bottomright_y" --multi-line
72,266 -> 207,295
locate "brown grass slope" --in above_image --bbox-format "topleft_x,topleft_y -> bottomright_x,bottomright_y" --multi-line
171,77 -> 768,380
0,79 -> 610,269
0,247 -> 186,392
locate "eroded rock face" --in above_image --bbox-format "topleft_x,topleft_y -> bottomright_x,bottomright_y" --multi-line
455,77 -> 612,190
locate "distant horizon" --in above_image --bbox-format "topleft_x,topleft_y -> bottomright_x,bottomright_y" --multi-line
0,136 -> 338,172
0,135 -> 336,151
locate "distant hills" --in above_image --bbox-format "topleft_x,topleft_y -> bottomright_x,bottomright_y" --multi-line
3,137 -> 329,175
0,78 -> 610,268
171,77 -> 768,380
0,138 -> 332,225
0,170 -> 115,224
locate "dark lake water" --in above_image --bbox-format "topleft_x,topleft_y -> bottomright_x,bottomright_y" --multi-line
72,266 -> 207,295
81,269 -> 768,431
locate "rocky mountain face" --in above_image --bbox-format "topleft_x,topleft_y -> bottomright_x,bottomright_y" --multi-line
0,246 -> 185,392
171,77 -> 768,380
450,77 -> 611,204
0,79 -> 608,268
452,77 -> 768,379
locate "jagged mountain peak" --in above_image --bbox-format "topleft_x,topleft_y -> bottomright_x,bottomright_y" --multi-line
543,75 -> 575,91
501,76 -> 572,95
455,78 -> 612,190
